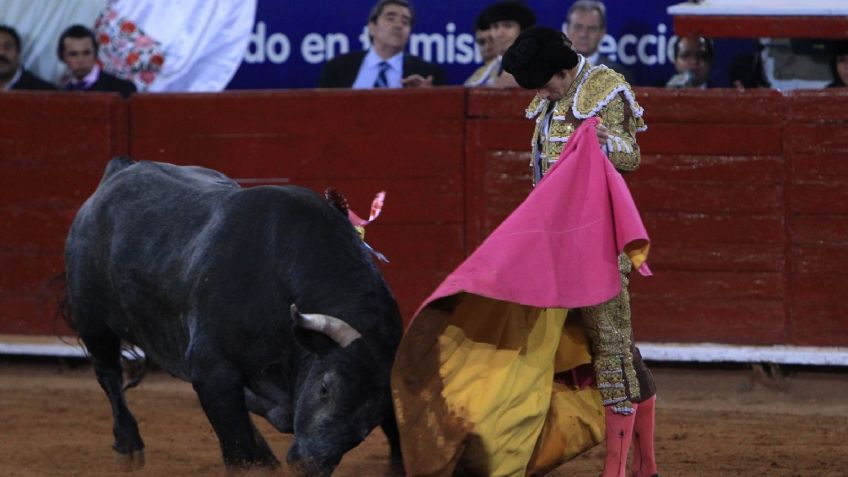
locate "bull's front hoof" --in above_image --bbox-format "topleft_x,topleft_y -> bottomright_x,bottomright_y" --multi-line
114,449 -> 145,471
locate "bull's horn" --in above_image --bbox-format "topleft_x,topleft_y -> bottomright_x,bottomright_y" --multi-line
291,304 -> 362,347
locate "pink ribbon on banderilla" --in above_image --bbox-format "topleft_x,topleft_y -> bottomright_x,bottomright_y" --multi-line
350,191 -> 388,262
324,188 -> 389,263
347,191 -> 385,227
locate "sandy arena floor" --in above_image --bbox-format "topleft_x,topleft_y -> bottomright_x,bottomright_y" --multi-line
1,358 -> 846,476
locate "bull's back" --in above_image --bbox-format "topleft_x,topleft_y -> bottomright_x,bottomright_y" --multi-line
68,160 -> 241,265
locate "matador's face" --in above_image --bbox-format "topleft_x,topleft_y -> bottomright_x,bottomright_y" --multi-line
536,69 -> 576,102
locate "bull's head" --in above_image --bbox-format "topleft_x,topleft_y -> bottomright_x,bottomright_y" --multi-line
287,304 -> 396,476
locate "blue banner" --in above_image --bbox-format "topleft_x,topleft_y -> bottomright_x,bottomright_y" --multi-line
227,0 -> 752,89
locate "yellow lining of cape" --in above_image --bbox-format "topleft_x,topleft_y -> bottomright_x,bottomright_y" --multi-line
434,296 -> 604,476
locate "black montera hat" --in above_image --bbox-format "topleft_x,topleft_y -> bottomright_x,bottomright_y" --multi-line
502,26 -> 579,89
483,1 -> 536,30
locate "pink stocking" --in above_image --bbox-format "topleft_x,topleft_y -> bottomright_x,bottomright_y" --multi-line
602,406 -> 636,477
630,395 -> 658,477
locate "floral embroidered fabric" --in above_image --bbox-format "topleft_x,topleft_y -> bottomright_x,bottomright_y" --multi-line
94,6 -> 164,91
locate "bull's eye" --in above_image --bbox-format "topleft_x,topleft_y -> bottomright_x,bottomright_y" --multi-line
320,382 -> 329,397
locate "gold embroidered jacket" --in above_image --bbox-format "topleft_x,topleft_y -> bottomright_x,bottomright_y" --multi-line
464,57 -> 500,87
527,60 -> 647,183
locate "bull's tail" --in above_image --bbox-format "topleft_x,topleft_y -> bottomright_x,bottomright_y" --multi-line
50,272 -> 90,358
52,272 -> 148,390
51,272 -> 77,332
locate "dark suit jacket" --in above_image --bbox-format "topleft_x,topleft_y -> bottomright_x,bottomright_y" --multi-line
319,50 -> 447,88
11,69 -> 56,91
65,71 -> 137,98
90,71 -> 137,98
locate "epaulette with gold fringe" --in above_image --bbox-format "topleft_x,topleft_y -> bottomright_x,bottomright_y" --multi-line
573,66 -> 644,121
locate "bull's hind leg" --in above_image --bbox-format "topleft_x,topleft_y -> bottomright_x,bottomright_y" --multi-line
188,351 -> 279,470
81,329 -> 145,470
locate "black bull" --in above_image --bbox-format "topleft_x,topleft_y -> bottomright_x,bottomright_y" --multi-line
63,157 -> 403,475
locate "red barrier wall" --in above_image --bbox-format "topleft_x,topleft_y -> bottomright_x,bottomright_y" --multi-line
1,87 -> 846,347
784,91 -> 848,346
0,92 -> 128,334
128,88 -> 467,322
628,88 -> 788,345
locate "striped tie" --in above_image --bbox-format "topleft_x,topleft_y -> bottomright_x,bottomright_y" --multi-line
373,61 -> 390,88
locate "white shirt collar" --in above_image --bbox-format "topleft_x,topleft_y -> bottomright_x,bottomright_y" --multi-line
363,48 -> 403,73
586,51 -> 600,66
575,54 -> 587,75
69,63 -> 101,88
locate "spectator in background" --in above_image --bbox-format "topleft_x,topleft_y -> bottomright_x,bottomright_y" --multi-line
481,0 -> 536,88
464,10 -> 499,86
565,0 -> 634,83
729,43 -> 770,90
58,25 -> 136,98
666,35 -> 714,89
828,40 -> 848,88
319,0 -> 445,89
0,24 -> 56,91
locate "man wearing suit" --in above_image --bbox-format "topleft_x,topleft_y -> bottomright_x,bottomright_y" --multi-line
0,25 -> 56,91
565,0 -> 635,84
58,25 -> 136,98
319,0 -> 445,89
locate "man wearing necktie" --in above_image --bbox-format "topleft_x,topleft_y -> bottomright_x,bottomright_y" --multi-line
319,0 -> 446,89
373,61 -> 390,88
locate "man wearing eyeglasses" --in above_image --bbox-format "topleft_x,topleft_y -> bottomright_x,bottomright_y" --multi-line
666,35 -> 714,89
565,0 -> 634,84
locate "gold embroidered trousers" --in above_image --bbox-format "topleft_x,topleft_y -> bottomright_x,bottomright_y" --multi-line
578,253 -> 655,414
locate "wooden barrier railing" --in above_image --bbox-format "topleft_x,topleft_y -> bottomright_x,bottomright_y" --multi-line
1,87 -> 846,348
0,92 -> 128,335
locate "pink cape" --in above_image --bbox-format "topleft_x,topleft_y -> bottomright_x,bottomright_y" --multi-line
413,117 -> 650,319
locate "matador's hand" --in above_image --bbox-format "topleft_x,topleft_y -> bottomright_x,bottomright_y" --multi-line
595,122 -> 609,147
